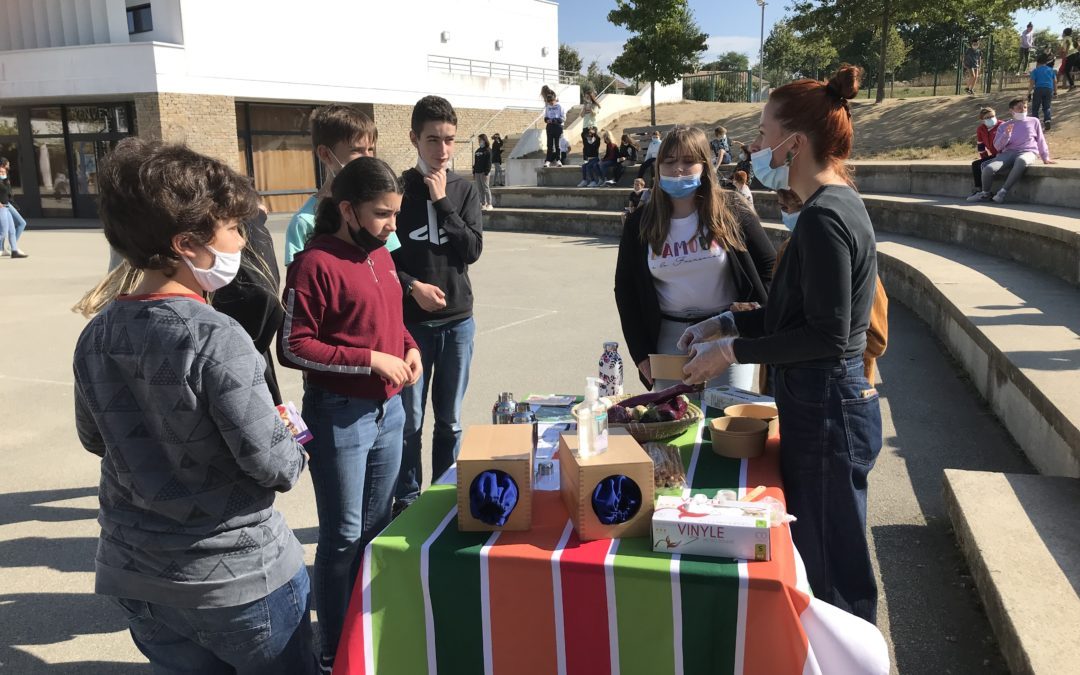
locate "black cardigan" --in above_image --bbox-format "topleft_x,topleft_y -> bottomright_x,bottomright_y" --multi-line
614,192 -> 776,387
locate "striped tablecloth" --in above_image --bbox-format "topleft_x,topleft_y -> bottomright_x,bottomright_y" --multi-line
333,422 -> 889,675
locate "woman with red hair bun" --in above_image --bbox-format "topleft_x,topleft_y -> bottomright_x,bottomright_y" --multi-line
679,65 -> 883,625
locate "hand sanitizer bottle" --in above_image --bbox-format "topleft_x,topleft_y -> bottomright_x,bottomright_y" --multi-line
573,377 -> 609,458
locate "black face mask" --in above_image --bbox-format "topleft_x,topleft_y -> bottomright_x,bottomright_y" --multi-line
348,206 -> 387,252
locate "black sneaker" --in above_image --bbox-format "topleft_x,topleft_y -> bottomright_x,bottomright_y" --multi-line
391,499 -> 413,520
1045,121 -> 1052,131
11,250 -> 28,259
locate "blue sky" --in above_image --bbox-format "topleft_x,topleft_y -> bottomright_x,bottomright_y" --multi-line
558,1 -> 1070,73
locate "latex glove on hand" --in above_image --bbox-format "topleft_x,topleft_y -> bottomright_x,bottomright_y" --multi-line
682,337 -> 738,385
676,311 -> 738,351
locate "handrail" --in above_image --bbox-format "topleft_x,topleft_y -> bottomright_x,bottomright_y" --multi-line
427,54 -> 577,84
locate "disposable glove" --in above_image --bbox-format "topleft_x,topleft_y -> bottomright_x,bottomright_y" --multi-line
676,311 -> 738,351
682,337 -> 738,385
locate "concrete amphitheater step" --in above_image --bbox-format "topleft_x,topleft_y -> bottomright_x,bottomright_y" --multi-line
943,469 -> 1080,675
484,207 -> 623,238
493,186 -> 632,211
752,191 -> 1080,287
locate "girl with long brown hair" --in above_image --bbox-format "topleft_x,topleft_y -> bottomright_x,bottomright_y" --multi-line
680,66 -> 883,624
614,126 -> 775,390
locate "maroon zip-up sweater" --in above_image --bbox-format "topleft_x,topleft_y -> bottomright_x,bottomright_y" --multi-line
278,234 -> 417,400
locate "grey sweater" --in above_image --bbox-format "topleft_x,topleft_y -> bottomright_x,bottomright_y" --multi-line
73,294 -> 306,608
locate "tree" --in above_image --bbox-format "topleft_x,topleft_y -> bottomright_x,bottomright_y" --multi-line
582,60 -> 616,97
791,0 -> 1054,103
559,44 -> 583,75
703,51 -> 750,72
608,0 -> 708,125
762,19 -> 838,83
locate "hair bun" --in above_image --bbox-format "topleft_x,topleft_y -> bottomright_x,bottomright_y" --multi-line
827,65 -> 861,101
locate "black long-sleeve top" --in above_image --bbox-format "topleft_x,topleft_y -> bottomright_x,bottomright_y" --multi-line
472,146 -> 492,175
393,168 -> 483,324
0,178 -> 12,206
212,211 -> 284,405
733,184 -> 877,366
615,193 -> 776,383
491,138 -> 504,163
581,133 -> 601,160
619,143 -> 638,163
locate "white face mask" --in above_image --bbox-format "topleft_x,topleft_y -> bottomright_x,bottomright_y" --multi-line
183,245 -> 242,292
983,117 -> 997,128
1013,111 -> 1027,120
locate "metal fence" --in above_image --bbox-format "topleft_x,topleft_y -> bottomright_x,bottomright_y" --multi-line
682,71 -> 754,103
427,55 -> 577,84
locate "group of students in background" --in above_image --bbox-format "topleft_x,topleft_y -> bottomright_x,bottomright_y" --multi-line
965,25 -> 1080,97
967,95 -> 1056,204
73,95 -> 484,674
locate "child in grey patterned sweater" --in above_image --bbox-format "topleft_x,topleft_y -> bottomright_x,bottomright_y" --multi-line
72,138 -> 315,674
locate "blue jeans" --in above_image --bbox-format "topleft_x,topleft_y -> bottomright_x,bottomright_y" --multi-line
302,386 -> 404,665
599,159 -> 623,182
1031,87 -> 1052,124
580,158 -> 602,183
9,204 -> 26,239
775,357 -> 882,624
395,316 -> 476,504
110,565 -> 315,675
0,207 -> 14,252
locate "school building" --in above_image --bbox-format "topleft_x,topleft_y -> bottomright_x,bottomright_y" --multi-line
0,0 -> 571,217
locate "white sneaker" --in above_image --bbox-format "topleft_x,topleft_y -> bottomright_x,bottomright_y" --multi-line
965,191 -> 989,202
576,180 -> 589,187
992,189 -> 1007,203
604,180 -> 616,186
543,161 -> 551,168
0,250 -> 9,257
555,161 -> 563,167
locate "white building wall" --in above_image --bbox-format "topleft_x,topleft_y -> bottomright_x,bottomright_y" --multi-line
0,0 -> 562,109
0,0 -> 129,50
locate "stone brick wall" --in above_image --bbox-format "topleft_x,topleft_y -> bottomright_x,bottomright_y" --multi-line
134,93 -> 240,171
372,104 -> 542,175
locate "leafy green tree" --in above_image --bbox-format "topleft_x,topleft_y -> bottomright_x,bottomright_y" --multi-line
703,51 -> 751,71
608,0 -> 708,125
559,44 -> 583,75
791,0 -> 1054,103
762,19 -> 838,83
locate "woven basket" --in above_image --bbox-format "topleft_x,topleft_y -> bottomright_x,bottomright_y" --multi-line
607,395 -> 704,442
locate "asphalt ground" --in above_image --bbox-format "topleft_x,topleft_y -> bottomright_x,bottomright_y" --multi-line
0,218 -> 1031,673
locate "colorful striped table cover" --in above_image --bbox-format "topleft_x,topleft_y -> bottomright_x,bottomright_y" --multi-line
334,421 -> 889,675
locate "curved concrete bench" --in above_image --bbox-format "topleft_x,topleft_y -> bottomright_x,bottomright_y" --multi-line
849,161 -> 1080,210
751,191 -> 1080,287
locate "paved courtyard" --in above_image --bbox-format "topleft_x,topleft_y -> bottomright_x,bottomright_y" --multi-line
0,217 -> 1031,673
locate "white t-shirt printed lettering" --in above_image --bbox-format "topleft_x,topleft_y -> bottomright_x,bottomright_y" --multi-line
647,212 -> 736,316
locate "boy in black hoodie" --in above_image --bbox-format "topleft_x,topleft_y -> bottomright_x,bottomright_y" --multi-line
393,96 -> 484,512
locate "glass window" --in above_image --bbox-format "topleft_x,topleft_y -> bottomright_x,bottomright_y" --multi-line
67,105 -> 131,134
30,108 -> 63,137
35,137 -> 73,217
71,140 -> 116,195
0,109 -> 16,136
236,103 -> 248,133
238,137 -> 250,177
248,105 -> 312,134
127,4 -> 153,34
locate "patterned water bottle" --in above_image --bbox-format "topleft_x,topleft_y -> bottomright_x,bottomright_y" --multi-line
598,341 -> 624,396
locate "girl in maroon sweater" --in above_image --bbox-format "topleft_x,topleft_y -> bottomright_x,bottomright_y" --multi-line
278,157 -> 420,669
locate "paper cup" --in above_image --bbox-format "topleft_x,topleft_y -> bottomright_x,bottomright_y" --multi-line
708,417 -> 768,459
723,403 -> 779,437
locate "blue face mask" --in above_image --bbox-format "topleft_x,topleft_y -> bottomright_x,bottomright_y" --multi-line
658,171 -> 702,199
781,209 -> 800,231
750,133 -> 798,190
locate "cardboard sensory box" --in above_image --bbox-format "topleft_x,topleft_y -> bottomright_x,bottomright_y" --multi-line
456,424 -> 533,532
558,428 -> 654,541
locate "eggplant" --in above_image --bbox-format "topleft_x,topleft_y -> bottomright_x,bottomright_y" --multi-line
607,405 -> 632,424
620,382 -> 700,409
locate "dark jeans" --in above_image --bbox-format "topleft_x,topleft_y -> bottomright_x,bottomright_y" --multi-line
599,159 -> 623,182
303,386 -> 404,665
1018,47 -> 1030,72
111,566 -> 315,675
580,158 -> 602,183
1031,87 -> 1052,124
775,357 -> 883,624
545,122 -> 563,163
636,157 -> 656,180
1064,54 -> 1079,88
396,316 -> 476,504
970,157 -> 991,189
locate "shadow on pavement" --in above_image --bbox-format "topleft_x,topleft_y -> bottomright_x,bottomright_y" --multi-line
0,487 -> 98,528
0,537 -> 98,573
0,592 -> 148,674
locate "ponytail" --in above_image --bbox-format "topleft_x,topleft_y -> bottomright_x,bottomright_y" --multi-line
306,156 -> 401,246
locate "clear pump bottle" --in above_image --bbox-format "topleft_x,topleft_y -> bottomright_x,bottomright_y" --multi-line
573,377 -> 609,458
